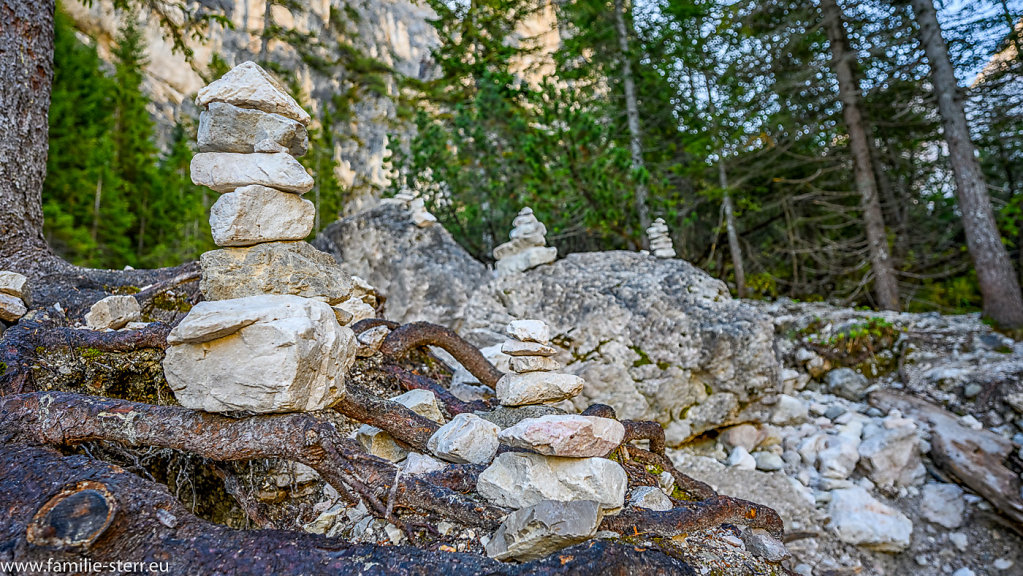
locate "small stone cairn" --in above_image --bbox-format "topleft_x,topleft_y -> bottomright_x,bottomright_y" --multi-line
161,61 -> 361,414
646,217 -> 676,258
493,207 -> 557,276
478,320 -> 629,561
390,190 -> 438,228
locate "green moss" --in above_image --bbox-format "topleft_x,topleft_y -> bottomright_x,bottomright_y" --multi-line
80,347 -> 103,359
631,346 -> 652,368
108,285 -> 140,295
0,361 -> 5,376
152,292 -> 192,313
656,360 -> 670,370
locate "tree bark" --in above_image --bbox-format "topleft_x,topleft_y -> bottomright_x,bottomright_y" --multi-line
612,0 -> 651,234
0,0 -> 66,277
719,162 -> 746,298
820,0 -> 900,311
909,0 -> 1023,328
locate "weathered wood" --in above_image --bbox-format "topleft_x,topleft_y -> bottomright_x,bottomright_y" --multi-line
384,365 -> 492,415
0,444 -> 702,576
333,382 -> 442,451
600,495 -> 784,538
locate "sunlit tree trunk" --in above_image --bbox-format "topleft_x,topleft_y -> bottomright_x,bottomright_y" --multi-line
910,0 -> 1023,328
820,0 -> 900,311
612,0 -> 651,235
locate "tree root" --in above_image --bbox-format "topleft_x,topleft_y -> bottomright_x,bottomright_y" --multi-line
383,365 -> 492,415
0,391 -> 504,531
0,318 -> 172,395
601,495 -> 784,538
332,382 -> 441,451
0,443 -> 699,575
380,322 -> 503,389
351,318 -> 400,334
627,446 -> 717,501
621,420 -> 666,456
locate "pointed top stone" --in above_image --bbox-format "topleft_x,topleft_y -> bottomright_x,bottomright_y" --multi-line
196,61 -> 311,125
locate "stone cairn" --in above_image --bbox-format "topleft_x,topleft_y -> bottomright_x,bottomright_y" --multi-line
493,207 -> 557,276
390,190 -> 438,228
477,320 -> 630,561
646,217 -> 676,258
161,61 -> 362,414
0,271 -> 30,327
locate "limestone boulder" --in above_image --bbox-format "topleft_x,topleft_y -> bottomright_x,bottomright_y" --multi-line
463,252 -> 780,444
84,295 -> 140,330
506,319 -> 550,343
477,452 -> 627,512
485,500 -> 600,562
427,413 -> 500,464
858,421 -> 924,491
196,61 -> 311,125
198,102 -> 308,156
312,203 -> 489,329
200,241 -> 352,304
191,152 -> 314,194
210,185 -> 315,246
495,246 -> 557,276
498,415 -> 624,457
163,295 -> 355,413
496,372 -> 584,406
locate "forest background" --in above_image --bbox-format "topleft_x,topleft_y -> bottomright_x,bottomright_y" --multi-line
42,0 -> 1023,319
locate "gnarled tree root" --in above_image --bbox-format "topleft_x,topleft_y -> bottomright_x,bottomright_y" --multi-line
383,365 -> 492,415
332,383 -> 441,451
381,322 -> 503,389
601,495 -> 784,538
0,391 -> 504,532
0,444 -> 701,576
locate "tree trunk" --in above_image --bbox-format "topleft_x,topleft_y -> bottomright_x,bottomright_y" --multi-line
909,0 -> 1023,328
0,0 -> 65,277
612,0 -> 651,235
820,0 -> 900,311
719,162 -> 746,298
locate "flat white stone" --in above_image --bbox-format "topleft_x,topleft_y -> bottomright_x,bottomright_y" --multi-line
0,293 -> 27,323
508,355 -> 561,373
477,452 -> 627,513
334,297 -> 374,325
0,271 -> 29,301
501,340 -> 558,357
428,413 -> 500,464
210,185 -> 314,246
498,415 -> 624,457
357,425 -> 408,462
196,61 -> 311,125
495,246 -> 557,276
85,295 -> 140,330
163,295 -> 355,413
355,325 -> 389,357
198,101 -> 308,156
496,372 -> 584,406
191,152 -> 313,194
827,486 -> 913,552
390,389 -> 445,424
200,241 -> 352,304
629,486 -> 673,511
402,452 -> 449,475
506,319 -> 550,343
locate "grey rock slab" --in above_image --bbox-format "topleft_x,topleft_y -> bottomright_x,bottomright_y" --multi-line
477,452 -> 627,512
191,152 -> 313,194
200,241 -> 352,304
198,102 -> 308,156
485,499 -> 600,562
920,482 -> 965,529
496,372 -> 584,406
163,295 -> 355,413
390,389 -> 445,424
210,184 -> 315,246
476,405 -> 567,429
826,486 -> 913,552
825,367 -> 869,401
497,415 -> 625,457
858,423 -> 924,491
508,355 -> 561,373
196,61 -> 311,125
495,246 -> 557,276
427,413 -> 500,464
0,293 -> 27,323
84,295 -> 140,330
501,340 -> 558,357
740,528 -> 790,563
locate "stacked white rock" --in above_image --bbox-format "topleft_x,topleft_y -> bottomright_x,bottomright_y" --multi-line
646,217 -> 676,258
480,319 -> 628,561
493,207 -> 557,276
161,62 -> 357,414
388,190 -> 438,228
0,271 -> 30,324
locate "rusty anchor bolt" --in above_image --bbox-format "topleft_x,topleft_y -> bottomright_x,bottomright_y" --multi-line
27,481 -> 117,549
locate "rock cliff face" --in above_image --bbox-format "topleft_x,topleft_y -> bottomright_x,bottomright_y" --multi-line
64,0 -> 438,213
